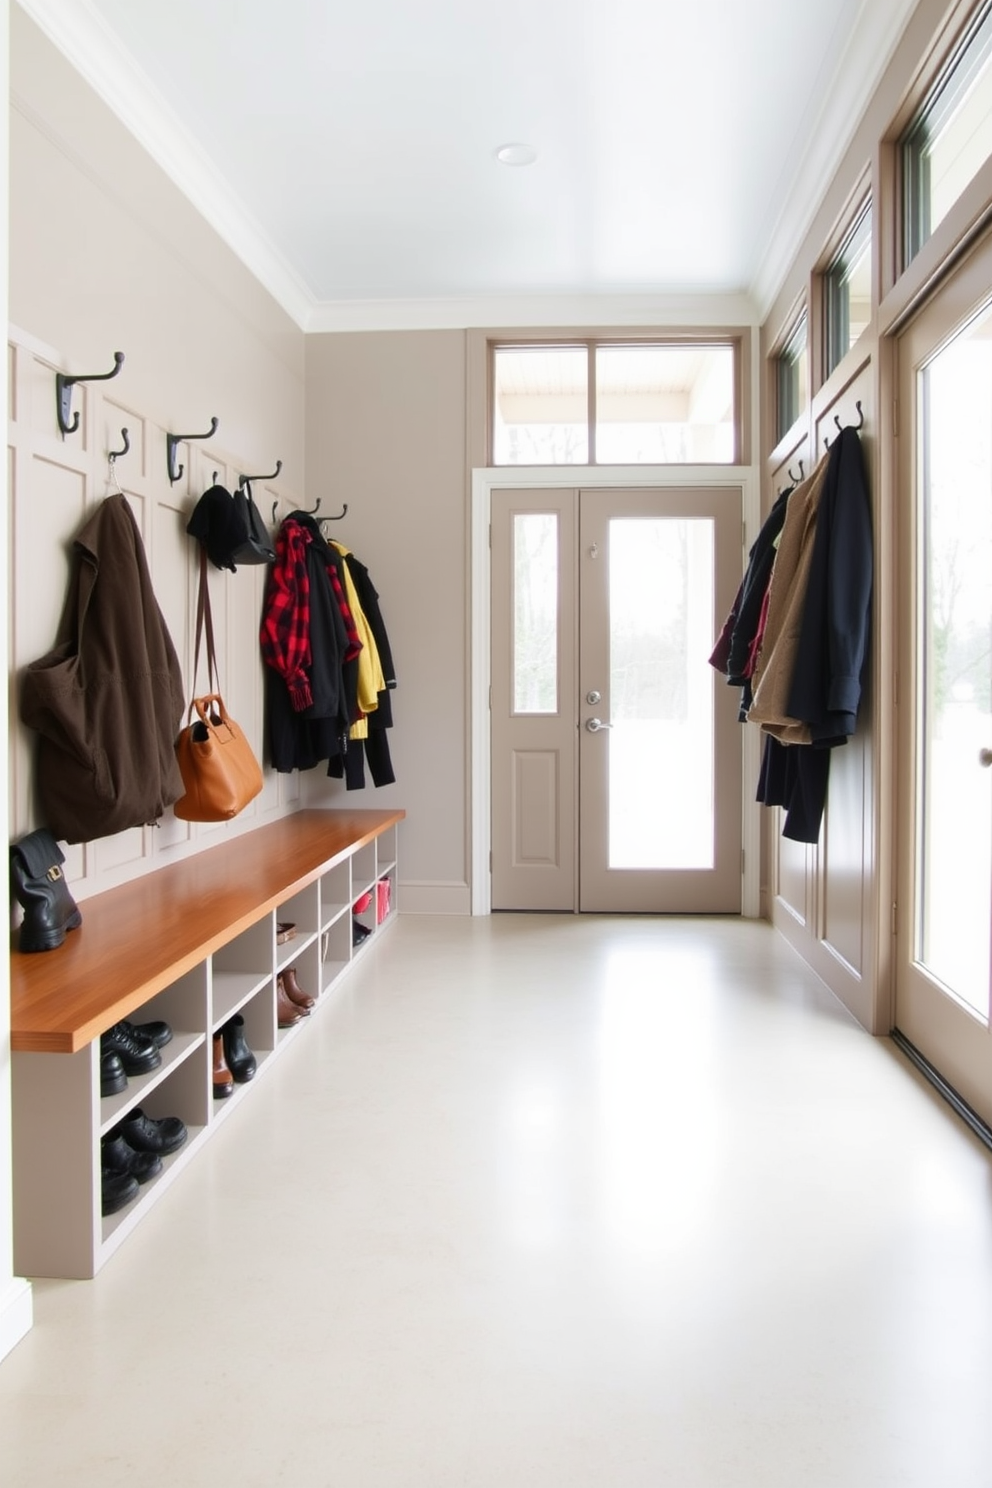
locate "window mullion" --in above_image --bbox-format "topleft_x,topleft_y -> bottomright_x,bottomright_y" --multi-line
588,344 -> 597,465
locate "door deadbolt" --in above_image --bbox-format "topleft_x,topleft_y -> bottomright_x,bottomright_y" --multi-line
586,690 -> 601,705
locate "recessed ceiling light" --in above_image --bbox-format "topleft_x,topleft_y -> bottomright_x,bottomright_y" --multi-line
496,143 -> 538,167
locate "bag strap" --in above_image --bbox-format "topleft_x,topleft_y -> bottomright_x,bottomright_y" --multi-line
191,545 -> 220,706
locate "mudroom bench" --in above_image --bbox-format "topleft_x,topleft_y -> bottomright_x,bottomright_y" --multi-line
9,807 -> 404,1279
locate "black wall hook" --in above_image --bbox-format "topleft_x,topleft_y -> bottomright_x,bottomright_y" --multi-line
167,417 -> 219,485
272,496 -> 349,525
826,399 -> 866,449
108,428 -> 130,461
239,460 -> 283,490
788,460 -> 805,484
56,351 -> 125,437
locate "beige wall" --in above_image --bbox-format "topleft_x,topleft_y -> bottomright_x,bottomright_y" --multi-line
6,11 -> 312,909
2,0 -> 35,1369
303,331 -> 470,909
8,9 -> 304,472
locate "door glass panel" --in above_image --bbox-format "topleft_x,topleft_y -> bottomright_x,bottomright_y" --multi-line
916,301 -> 992,1020
608,518 -> 714,868
513,512 -> 559,714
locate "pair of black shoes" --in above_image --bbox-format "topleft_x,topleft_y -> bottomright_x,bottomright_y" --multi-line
101,1107 -> 189,1215
100,1018 -> 173,1096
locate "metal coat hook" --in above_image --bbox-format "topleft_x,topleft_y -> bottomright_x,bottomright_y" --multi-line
108,428 -> 129,495
166,417 -> 219,485
788,460 -> 805,484
272,496 -> 349,526
56,351 -> 125,437
239,460 -> 282,491
826,399 -> 865,449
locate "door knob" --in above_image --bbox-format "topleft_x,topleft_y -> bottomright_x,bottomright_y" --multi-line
585,717 -> 613,733
980,748 -> 992,768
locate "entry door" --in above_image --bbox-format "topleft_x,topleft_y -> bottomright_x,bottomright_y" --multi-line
491,486 -> 742,912
894,236 -> 992,1129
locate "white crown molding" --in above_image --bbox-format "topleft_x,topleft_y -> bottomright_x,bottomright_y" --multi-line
14,0 -> 314,330
304,292 -> 760,334
750,0 -> 919,320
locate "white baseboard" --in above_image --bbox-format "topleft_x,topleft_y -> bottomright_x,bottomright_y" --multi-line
398,881 -> 471,915
0,1277 -> 33,1364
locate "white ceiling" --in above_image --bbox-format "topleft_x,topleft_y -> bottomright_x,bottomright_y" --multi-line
17,0 -> 920,331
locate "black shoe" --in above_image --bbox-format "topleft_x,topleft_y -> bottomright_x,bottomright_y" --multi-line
101,1022 -> 161,1076
116,1107 -> 188,1156
222,1015 -> 257,1082
100,1051 -> 128,1098
101,1169 -> 139,1216
352,918 -> 372,947
100,1132 -> 162,1184
127,1019 -> 173,1049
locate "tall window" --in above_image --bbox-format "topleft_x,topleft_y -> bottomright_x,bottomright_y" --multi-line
902,0 -> 992,264
491,340 -> 738,466
775,312 -> 808,443
825,199 -> 872,377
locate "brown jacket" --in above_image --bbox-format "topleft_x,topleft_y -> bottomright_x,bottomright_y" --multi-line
20,494 -> 186,843
747,452 -> 829,744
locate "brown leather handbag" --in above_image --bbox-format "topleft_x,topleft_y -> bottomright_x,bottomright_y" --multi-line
174,549 -> 263,822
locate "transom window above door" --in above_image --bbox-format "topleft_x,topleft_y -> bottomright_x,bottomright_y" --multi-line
490,340 -> 740,466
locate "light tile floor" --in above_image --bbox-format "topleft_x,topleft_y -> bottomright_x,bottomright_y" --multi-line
3,914 -> 992,1487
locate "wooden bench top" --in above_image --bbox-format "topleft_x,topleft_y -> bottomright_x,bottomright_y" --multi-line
9,808 -> 405,1054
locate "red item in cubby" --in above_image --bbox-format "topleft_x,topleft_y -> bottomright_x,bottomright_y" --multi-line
376,878 -> 391,924
353,890 -> 373,915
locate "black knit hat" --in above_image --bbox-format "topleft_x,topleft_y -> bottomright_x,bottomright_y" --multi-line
185,485 -> 249,572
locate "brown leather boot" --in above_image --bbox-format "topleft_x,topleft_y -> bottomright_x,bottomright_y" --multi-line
276,974 -> 306,1027
213,1032 -> 234,1098
280,965 -> 315,1010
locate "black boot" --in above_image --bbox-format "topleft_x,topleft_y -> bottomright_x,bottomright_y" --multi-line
222,1015 -> 257,1082
9,828 -> 82,953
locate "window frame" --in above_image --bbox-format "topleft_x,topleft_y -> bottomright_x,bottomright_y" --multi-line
773,310 -> 809,445
487,335 -> 744,468
824,196 -> 873,378
900,0 -> 992,268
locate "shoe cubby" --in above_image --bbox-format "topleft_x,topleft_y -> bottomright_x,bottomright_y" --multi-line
100,964 -> 210,1131
211,919 -> 273,1029
212,982 -> 275,1113
9,808 -> 403,1278
275,881 -> 320,971
319,913 -> 352,986
280,937 -> 321,1013
351,839 -> 377,904
319,858 -> 352,932
374,822 -> 399,882
100,1052 -> 205,1245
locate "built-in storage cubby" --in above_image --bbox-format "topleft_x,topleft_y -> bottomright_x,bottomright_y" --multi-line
9,809 -> 404,1279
